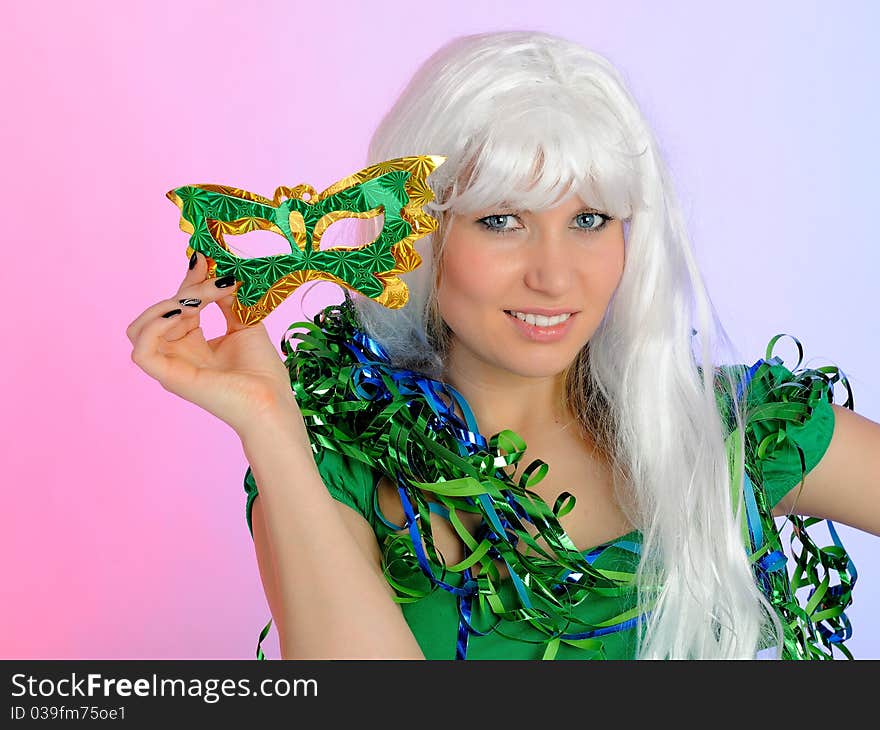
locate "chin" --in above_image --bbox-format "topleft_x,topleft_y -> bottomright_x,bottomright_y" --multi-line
494,351 -> 579,379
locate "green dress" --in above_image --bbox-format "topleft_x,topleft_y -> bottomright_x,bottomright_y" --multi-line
242,302 -> 852,660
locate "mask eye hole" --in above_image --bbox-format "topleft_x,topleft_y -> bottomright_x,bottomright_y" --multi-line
223,228 -> 292,259
317,213 -> 385,252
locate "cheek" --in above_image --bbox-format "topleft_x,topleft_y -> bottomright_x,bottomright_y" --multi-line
437,240 -> 503,313
585,237 -> 625,295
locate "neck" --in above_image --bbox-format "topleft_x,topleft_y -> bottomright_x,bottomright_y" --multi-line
441,344 -> 575,443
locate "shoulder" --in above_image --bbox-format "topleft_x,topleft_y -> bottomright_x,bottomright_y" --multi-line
312,445 -> 384,526
736,354 -> 837,509
718,336 -> 878,534
773,403 -> 880,533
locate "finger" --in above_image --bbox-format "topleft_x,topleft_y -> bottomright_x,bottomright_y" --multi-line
174,274 -> 246,328
126,295 -> 202,345
213,285 -> 252,335
174,249 -> 210,297
128,268 -> 242,345
130,308 -> 199,386
126,250 -> 208,344
160,302 -> 207,345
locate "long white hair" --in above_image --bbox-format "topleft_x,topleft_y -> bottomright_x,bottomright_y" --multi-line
349,30 -> 783,659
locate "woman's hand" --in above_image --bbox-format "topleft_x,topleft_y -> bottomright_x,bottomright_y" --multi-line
126,251 -> 300,436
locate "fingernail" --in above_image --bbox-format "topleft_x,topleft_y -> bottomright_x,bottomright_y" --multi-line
162,308 -> 182,318
215,275 -> 236,288
179,298 -> 201,307
188,252 -> 198,270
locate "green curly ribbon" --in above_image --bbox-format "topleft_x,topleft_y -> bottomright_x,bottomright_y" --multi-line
246,306 -> 857,660
281,297 -> 650,658
733,334 -> 856,659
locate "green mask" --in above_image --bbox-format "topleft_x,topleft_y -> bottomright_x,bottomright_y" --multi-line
166,155 -> 445,325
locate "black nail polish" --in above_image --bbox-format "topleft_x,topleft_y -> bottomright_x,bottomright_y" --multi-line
179,298 -> 201,307
188,252 -> 198,270
162,308 -> 182,318
215,275 -> 236,288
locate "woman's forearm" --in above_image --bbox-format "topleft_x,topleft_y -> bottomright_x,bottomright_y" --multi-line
238,401 -> 425,659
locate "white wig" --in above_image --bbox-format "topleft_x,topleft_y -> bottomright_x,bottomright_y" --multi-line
348,30 -> 782,659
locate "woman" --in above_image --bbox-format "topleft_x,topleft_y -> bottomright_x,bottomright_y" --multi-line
127,31 -> 879,659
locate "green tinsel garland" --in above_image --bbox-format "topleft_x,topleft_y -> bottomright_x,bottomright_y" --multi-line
245,299 -> 857,660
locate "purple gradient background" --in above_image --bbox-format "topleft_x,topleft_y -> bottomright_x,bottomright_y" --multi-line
1,1 -> 876,659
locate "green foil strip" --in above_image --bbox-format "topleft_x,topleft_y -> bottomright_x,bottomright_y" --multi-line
246,306 -> 857,659
734,335 -> 857,659
281,298 -> 648,656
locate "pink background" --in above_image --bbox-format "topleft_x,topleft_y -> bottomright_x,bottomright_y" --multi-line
2,1 -> 877,658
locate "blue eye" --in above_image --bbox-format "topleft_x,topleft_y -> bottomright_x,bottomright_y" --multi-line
476,211 -> 612,235
573,212 -> 609,231
478,214 -> 518,232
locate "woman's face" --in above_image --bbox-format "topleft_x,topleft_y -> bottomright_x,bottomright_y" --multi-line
437,193 -> 625,380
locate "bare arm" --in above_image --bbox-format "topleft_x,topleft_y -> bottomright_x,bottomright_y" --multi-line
772,404 -> 880,537
240,395 -> 425,659
250,496 -> 398,648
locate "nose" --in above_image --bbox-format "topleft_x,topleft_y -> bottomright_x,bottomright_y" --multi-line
521,230 -> 575,296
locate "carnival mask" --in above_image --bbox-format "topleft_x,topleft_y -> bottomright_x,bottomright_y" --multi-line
166,155 -> 445,326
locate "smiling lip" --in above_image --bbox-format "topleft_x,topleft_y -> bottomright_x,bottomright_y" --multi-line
504,310 -> 577,343
505,307 -> 579,316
